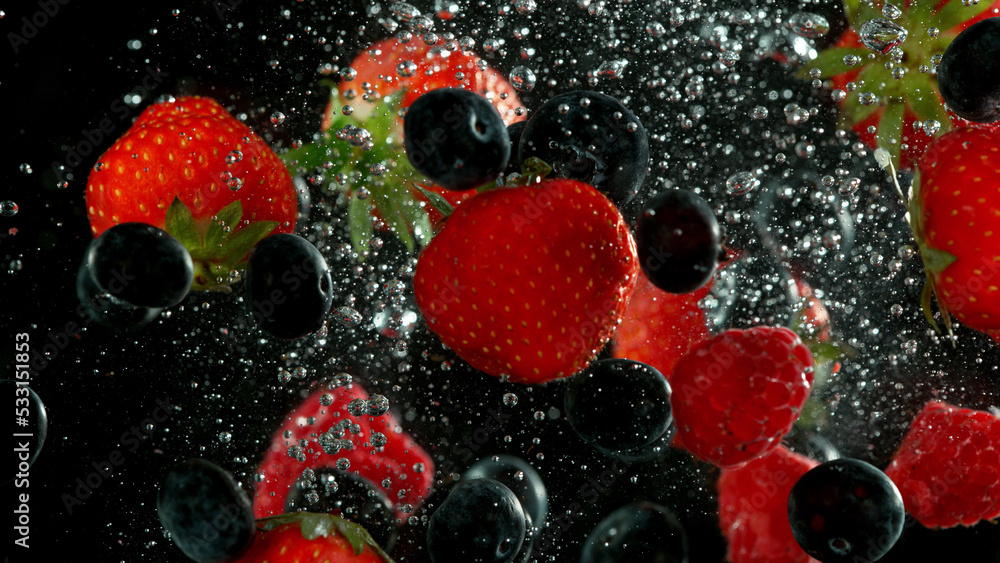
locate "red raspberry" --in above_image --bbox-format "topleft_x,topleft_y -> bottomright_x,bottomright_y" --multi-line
885,401 -> 1000,528
671,326 -> 814,467
612,272 -> 712,380
717,446 -> 820,563
253,381 -> 434,522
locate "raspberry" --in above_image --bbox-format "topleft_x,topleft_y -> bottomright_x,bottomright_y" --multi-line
885,401 -> 1000,528
671,326 -> 814,467
717,446 -> 820,563
613,272 -> 711,379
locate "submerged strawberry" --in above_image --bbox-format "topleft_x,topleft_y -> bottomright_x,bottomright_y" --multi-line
413,178 -> 639,384
283,36 -> 525,258
799,0 -> 1000,169
85,96 -> 298,290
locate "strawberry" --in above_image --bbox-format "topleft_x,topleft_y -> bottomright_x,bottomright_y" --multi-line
885,401 -> 1000,528
799,0 -> 1000,169
238,512 -> 392,562
910,125 -> 1000,340
253,380 -> 434,523
413,178 -> 640,384
671,326 -> 815,467
612,271 -> 712,380
283,36 -> 525,258
717,445 -> 821,563
85,96 -> 298,290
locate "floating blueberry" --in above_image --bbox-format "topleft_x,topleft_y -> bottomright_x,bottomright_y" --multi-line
580,502 -> 689,563
76,249 -> 163,330
636,189 -> 724,294
502,120 -> 528,176
285,468 -> 397,550
244,233 -> 334,339
157,458 -> 255,563
565,359 -> 673,454
86,222 -> 193,309
463,455 -> 547,534
404,88 -> 510,190
939,18 -> 1000,123
517,90 -> 649,209
427,478 -> 525,563
787,458 -> 905,562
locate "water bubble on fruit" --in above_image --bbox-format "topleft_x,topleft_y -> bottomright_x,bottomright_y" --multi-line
330,373 -> 353,388
336,457 -> 351,471
858,92 -> 877,106
515,0 -> 537,15
19,163 -> 32,174
503,392 -> 518,407
218,431 -> 232,444
348,398 -> 368,417
787,12 -> 830,39
922,120 -> 941,136
858,19 -> 908,54
319,394 -> 334,407
391,2 -> 420,22
367,395 -> 390,416
228,178 -> 243,191
927,27 -> 940,38
784,103 -> 810,125
831,89 -> 847,102
509,66 -> 536,92
0,201 -> 19,217
726,171 -> 760,195
458,36 -> 475,51
646,21 -> 666,37
278,370 -> 292,384
370,431 -> 388,448
483,38 -> 500,53
270,111 -> 285,125
891,304 -> 904,317
596,59 -> 628,78
333,306 -> 363,327
752,106 -> 768,119
226,150 -> 243,164
411,16 -> 435,33
882,2 -> 903,18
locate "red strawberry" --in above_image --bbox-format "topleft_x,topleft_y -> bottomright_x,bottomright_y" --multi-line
671,326 -> 815,467
253,381 -> 434,523
910,125 -> 1000,340
238,512 -> 391,562
612,271 -> 712,380
283,37 -> 526,258
413,179 -> 640,384
717,445 -> 821,563
85,96 -> 298,290
885,401 -> 1000,528
799,0 -> 1000,169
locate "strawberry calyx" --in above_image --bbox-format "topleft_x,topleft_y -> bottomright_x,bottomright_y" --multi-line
282,89 -> 431,260
163,197 -> 277,292
256,511 -> 395,561
799,0 -> 995,167
906,167 -> 959,336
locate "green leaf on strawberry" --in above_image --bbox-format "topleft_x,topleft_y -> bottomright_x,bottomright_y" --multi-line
163,198 -> 277,292
283,91 -> 432,260
257,511 -> 395,561
798,0 -> 999,169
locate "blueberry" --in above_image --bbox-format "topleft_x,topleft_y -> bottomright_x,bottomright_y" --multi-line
517,90 -> 649,209
939,18 -> 1000,123
76,254 -> 163,330
284,468 -> 397,550
636,189 -> 723,294
463,455 -> 547,535
404,88 -> 510,190
787,459 -> 905,563
86,223 -> 193,308
502,120 -> 528,176
427,478 -> 525,563
564,359 -> 673,454
580,502 -> 689,563
244,233 -> 333,339
157,458 -> 255,563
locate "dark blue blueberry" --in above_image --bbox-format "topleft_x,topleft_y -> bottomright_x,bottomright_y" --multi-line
244,233 -> 333,340
427,478 -> 525,563
502,120 -> 528,176
156,458 -> 255,563
463,455 -> 547,534
564,359 -> 673,454
285,468 -> 397,550
939,18 -> 1000,123
580,502 -> 689,563
86,222 -> 193,309
404,88 -> 510,190
76,249 -> 163,330
636,189 -> 723,294
788,459 -> 905,563
517,90 -> 649,209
